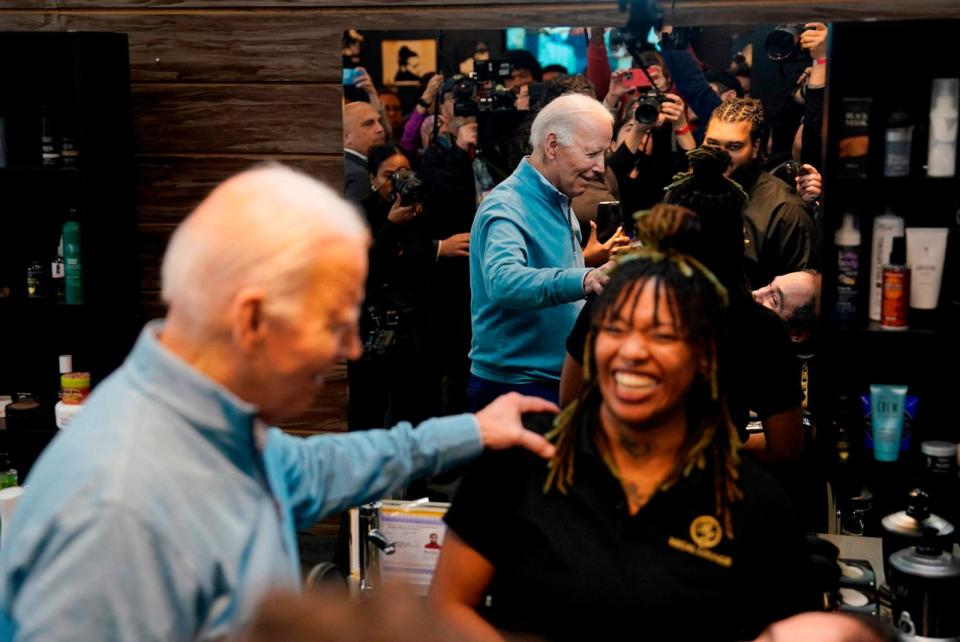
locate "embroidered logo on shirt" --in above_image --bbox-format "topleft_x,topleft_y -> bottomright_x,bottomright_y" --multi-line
690,515 -> 722,549
667,515 -> 732,568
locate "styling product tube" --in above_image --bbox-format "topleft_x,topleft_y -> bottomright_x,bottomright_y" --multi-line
862,394 -> 918,454
871,384 -> 909,462
869,209 -> 905,321
905,227 -> 949,310
839,98 -> 871,178
927,78 -> 958,178
881,236 -> 910,330
834,213 -> 861,321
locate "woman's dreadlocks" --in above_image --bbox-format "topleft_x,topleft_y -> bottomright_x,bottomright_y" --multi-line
543,248 -> 744,537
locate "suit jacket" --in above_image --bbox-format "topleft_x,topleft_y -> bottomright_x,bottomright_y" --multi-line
343,151 -> 371,205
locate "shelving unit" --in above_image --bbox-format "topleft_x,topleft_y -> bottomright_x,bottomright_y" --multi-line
818,20 -> 960,532
0,32 -> 141,479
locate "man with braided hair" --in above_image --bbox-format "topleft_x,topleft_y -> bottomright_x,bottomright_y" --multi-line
704,97 -> 819,289
431,249 -> 813,642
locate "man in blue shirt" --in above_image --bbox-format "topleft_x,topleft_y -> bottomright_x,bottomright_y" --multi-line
0,164 -> 556,642
468,93 -> 614,410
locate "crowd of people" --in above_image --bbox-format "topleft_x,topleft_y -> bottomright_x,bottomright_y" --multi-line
0,22 -> 895,642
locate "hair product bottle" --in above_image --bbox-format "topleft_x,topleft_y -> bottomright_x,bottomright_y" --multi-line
884,111 -> 913,177
927,78 -> 958,178
834,213 -> 861,322
63,213 -> 83,305
54,355 -> 90,430
50,235 -> 65,302
881,236 -> 909,330
40,105 -> 59,168
869,209 -> 905,322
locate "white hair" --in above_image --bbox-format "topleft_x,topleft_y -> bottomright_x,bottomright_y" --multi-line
161,163 -> 368,333
529,92 -> 614,150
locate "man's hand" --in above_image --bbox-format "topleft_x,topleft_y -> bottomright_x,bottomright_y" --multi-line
474,392 -> 558,459
800,23 -> 828,60
387,197 -> 419,224
583,220 -> 630,267
353,67 -> 380,110
660,93 -> 686,128
583,263 -> 613,296
604,70 -> 634,110
795,164 -> 822,204
419,73 -> 444,112
438,232 -> 470,258
456,122 -> 478,152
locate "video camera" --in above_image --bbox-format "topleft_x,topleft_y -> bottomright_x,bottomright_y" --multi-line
450,59 -> 545,119
764,24 -> 815,62
389,168 -> 424,206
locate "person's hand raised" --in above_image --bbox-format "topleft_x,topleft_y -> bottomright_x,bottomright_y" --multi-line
456,122 -> 478,151
795,163 -> 822,204
583,221 -> 630,267
800,23 -> 828,60
474,392 -> 558,459
386,196 -> 419,224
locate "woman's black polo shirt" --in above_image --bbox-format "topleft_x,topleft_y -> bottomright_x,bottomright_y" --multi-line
443,414 -> 812,641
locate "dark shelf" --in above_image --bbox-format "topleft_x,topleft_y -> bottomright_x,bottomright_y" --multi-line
0,166 -> 80,174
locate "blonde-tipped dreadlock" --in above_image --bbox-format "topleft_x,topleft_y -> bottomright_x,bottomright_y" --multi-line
544,248 -> 744,537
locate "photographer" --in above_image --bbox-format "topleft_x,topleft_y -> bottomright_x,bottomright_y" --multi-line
348,144 -> 438,429
417,78 -> 484,414
605,69 -> 697,218
703,97 -> 819,288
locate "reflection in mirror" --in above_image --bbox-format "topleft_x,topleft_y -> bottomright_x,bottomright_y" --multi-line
339,23 -> 827,466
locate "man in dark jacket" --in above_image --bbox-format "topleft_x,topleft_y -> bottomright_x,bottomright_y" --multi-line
702,98 -> 818,288
342,101 -> 385,204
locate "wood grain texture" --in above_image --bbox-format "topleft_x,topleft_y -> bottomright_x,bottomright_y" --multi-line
46,0 -> 609,7
132,83 -> 343,154
22,1 -> 960,25
0,13 -> 60,29
59,12 -> 342,82
136,154 -> 344,224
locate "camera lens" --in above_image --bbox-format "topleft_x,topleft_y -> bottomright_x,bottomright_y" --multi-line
765,25 -> 801,61
634,95 -> 661,125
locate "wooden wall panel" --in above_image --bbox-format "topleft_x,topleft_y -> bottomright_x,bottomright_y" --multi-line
60,13 -> 342,82
132,83 -> 343,154
136,154 -> 343,224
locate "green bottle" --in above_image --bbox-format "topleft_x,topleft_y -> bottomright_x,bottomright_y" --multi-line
63,214 -> 83,304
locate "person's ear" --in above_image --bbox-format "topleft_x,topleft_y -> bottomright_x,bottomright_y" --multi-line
545,132 -> 560,160
750,137 -> 761,160
231,287 -> 270,353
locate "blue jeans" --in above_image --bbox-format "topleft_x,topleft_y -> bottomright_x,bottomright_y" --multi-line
466,374 -> 560,412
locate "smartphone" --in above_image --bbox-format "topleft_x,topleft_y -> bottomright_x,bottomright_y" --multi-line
595,201 -> 623,243
621,69 -> 653,90
342,68 -> 364,86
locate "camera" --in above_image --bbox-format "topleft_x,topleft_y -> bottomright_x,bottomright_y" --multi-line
452,74 -> 538,118
389,168 -> 424,206
634,89 -> 666,125
764,24 -> 814,62
474,59 -> 513,83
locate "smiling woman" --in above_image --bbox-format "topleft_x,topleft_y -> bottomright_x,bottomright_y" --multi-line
429,249 -> 817,642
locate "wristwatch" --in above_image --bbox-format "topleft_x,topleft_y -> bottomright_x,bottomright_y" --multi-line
418,97 -> 432,109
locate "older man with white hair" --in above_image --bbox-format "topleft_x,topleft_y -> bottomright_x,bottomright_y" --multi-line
0,164 -> 557,642
468,93 -> 614,410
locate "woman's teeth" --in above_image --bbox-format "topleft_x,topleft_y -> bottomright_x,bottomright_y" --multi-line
614,372 -> 657,390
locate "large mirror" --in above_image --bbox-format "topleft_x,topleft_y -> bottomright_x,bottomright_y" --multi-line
339,22 -> 824,427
